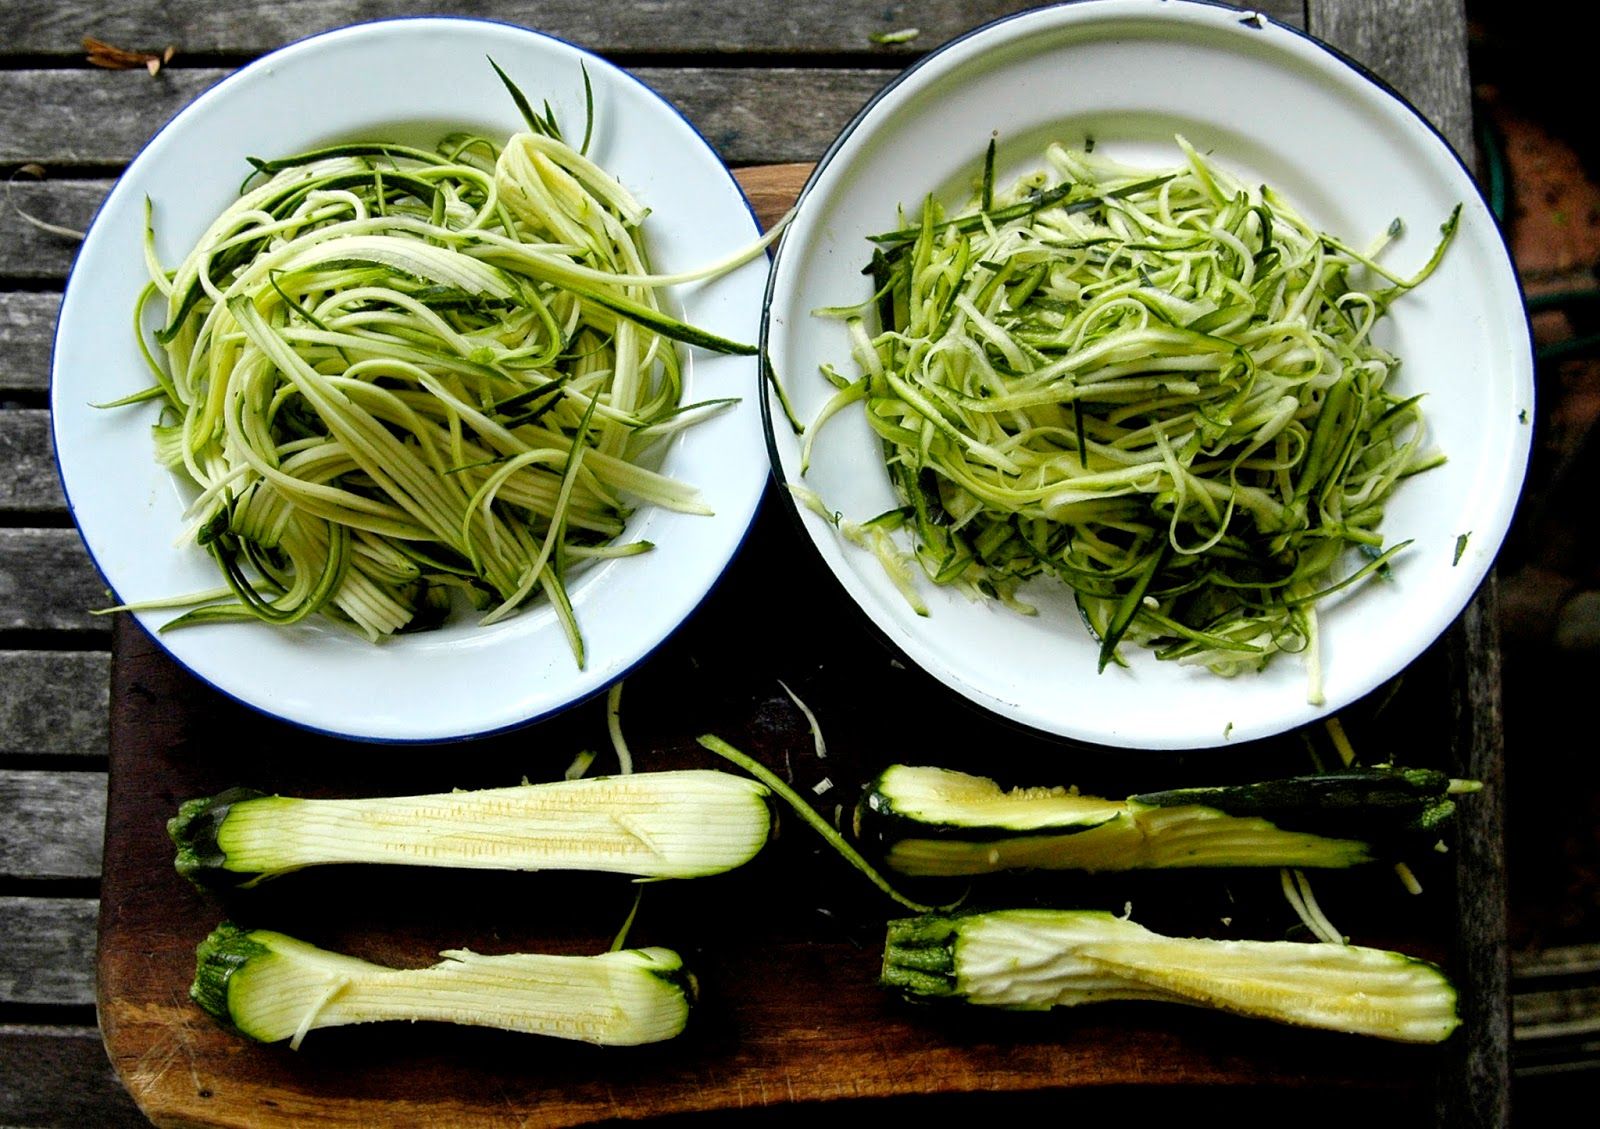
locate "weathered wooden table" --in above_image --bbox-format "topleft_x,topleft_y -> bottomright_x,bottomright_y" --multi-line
0,2 -> 1511,1125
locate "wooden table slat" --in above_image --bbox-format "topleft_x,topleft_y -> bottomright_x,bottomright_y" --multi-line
0,66 -> 897,170
0,897 -> 98,1006
1308,0 -> 1472,159
0,1025 -> 147,1128
0,293 -> 61,397
0,181 -> 100,282
0,411 -> 65,514
0,769 -> 105,881
0,528 -> 110,633
0,59 -> 896,279
0,651 -> 110,760
0,1 -> 1304,57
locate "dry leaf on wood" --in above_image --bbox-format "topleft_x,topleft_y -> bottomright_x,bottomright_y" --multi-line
83,37 -> 177,76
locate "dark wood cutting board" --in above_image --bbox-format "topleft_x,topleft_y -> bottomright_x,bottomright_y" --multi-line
96,165 -> 1507,1128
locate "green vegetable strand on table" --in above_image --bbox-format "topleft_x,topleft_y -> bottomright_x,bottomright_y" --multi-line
169,770 -> 773,888
881,908 -> 1460,1043
808,137 -> 1459,700
856,763 -> 1474,877
193,922 -> 694,1048
127,67 -> 762,660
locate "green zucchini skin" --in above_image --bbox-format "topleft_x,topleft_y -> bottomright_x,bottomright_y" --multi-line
190,923 -> 697,1047
855,765 -> 1124,844
880,915 -> 962,998
880,909 -> 1462,1043
857,765 -> 1464,877
168,787 -> 269,889
168,772 -> 774,889
190,921 -> 272,1033
1130,766 -> 1458,844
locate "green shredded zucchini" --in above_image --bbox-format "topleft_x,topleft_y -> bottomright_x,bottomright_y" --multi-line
125,67 -> 761,661
808,137 -> 1458,700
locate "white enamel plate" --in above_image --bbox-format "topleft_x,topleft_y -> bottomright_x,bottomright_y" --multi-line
762,0 -> 1532,750
53,19 -> 769,742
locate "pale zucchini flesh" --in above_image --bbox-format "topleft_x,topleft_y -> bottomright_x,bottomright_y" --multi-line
170,769 -> 772,887
193,922 -> 692,1047
860,764 -> 1125,834
882,909 -> 1460,1044
858,764 -> 1461,877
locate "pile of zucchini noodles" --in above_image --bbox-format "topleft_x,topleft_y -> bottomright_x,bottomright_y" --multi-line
803,137 -> 1457,700
129,71 -> 756,663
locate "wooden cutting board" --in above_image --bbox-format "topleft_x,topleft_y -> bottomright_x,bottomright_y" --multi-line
96,164 -> 1501,1128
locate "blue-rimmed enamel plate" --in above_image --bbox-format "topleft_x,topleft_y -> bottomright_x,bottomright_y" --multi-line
53,18 -> 768,742
762,0 -> 1532,750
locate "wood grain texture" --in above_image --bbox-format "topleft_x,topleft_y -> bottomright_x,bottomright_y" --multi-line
0,2 -> 1305,57
1440,582 -> 1512,1129
0,411 -> 64,514
0,180 -> 98,282
0,1 -> 1041,56
98,483 -> 1471,1127
0,293 -> 60,396
0,1025 -> 147,1129
0,68 -> 221,167
1308,0 -> 1473,159
0,898 -> 97,1005
0,67 -> 893,169
736,163 -> 813,237
0,651 -> 110,759
0,529 -> 109,633
0,770 -> 105,881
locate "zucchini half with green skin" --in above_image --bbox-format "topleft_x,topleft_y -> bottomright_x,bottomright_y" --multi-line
882,909 -> 1459,1044
857,764 -> 1471,877
193,922 -> 693,1047
170,770 -> 772,889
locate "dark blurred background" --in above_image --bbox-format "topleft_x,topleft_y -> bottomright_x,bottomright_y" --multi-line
1468,1 -> 1600,1117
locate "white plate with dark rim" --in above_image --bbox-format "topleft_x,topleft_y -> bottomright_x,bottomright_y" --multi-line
761,0 -> 1533,751
52,18 -> 769,743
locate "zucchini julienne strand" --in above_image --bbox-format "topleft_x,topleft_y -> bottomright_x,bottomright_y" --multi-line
857,763 -> 1470,877
132,69 -> 764,659
882,909 -> 1459,1044
694,734 -> 950,914
169,770 -> 772,888
194,922 -> 693,1048
809,137 -> 1458,699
